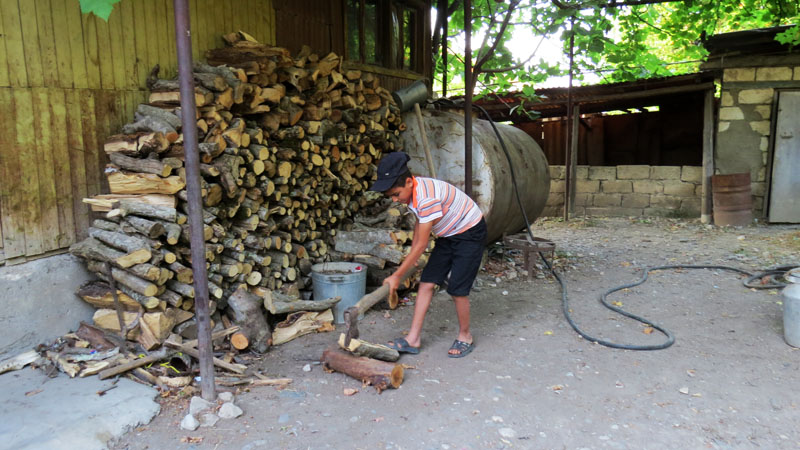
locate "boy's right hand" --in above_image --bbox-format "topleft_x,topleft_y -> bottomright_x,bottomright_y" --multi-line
383,274 -> 400,294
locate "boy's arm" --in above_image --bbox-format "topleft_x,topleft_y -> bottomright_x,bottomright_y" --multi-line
383,219 -> 435,293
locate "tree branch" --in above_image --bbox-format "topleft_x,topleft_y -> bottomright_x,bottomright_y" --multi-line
552,0 -> 684,9
474,0 -> 522,72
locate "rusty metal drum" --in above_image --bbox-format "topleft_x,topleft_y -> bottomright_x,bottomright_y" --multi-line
401,109 -> 550,242
712,172 -> 753,226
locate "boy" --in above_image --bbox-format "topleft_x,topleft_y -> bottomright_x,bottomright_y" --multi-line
370,152 -> 487,358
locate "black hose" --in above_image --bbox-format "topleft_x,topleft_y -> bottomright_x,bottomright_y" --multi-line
458,101 -> 797,350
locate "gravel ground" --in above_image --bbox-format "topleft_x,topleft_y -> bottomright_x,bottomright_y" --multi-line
111,217 -> 800,450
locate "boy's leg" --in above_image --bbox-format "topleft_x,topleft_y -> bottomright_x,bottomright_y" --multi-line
403,281 -> 436,348
450,295 -> 472,356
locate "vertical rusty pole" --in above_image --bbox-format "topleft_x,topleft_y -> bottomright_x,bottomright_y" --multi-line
439,0 -> 448,96
563,17 -> 575,221
464,0 -> 473,197
173,0 -> 215,401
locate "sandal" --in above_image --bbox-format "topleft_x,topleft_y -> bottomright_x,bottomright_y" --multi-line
447,339 -> 475,358
387,337 -> 420,354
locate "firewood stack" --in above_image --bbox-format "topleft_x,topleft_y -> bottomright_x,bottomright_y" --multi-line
69,31 -> 408,352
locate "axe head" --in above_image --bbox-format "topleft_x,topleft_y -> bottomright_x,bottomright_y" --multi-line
342,306 -> 360,347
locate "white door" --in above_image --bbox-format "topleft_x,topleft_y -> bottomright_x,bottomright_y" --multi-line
769,90 -> 800,223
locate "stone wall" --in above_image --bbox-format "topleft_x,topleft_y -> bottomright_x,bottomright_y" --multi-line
717,66 -> 800,217
543,165 -> 702,218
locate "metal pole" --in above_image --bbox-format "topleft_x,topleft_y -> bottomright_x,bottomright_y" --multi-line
563,17 -> 575,221
439,0 -> 448,97
464,0 -> 473,197
173,0 -> 215,401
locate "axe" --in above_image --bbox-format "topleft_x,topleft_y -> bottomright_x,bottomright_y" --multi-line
342,263 -> 423,347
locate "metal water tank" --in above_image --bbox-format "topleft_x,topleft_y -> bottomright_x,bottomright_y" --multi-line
401,109 -> 550,242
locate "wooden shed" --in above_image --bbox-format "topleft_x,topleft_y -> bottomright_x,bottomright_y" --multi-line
475,73 -> 717,219
0,0 -> 431,265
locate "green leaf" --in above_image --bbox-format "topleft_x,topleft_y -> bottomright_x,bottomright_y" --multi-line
79,0 -> 121,21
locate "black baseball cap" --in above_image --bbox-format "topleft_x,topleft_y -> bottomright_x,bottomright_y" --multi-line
370,152 -> 411,192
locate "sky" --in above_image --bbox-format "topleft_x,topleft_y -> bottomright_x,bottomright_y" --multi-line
432,11 -> 602,96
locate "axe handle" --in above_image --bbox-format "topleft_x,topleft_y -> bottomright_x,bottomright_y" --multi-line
353,263 -> 423,316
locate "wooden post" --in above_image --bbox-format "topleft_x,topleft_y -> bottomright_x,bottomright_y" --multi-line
563,16 -> 575,221
701,89 -> 715,224
568,104 -> 580,215
173,0 -> 215,401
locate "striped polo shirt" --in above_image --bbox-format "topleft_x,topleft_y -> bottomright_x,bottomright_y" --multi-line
409,177 -> 483,238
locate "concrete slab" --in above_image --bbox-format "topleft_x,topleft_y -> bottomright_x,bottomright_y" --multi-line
0,367 -> 160,450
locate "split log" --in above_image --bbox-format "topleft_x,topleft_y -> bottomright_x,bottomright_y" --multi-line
110,199 -> 178,222
337,333 -> 400,362
69,237 -> 151,269
320,346 -> 403,392
108,154 -> 173,177
75,321 -> 119,351
0,350 -> 42,375
107,170 -> 185,195
76,280 -> 142,311
263,291 -> 341,315
272,309 -> 334,345
82,193 -> 176,212
333,241 -> 405,264
104,131 -> 170,156
226,286 -> 272,353
93,309 -> 141,339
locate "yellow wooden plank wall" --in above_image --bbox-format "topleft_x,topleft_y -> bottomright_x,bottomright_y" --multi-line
0,0 -> 276,262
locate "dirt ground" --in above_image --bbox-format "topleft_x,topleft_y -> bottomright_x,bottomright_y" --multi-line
111,217 -> 800,450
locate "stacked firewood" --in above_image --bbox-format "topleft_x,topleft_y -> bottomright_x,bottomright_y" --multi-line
69,31 -> 408,354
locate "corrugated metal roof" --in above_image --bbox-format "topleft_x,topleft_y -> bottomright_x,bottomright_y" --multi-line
466,72 -> 716,121
702,25 -> 795,57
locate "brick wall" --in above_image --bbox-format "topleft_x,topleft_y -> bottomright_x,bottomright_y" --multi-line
543,165 -> 703,218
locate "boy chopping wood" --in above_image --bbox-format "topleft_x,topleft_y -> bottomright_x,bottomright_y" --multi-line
370,152 -> 487,358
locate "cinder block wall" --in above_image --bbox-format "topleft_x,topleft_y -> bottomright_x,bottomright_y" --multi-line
542,165 -> 703,217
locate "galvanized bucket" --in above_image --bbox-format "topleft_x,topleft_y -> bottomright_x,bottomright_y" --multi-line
311,262 -> 367,324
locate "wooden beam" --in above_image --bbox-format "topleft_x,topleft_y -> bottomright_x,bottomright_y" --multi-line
701,89 -> 715,224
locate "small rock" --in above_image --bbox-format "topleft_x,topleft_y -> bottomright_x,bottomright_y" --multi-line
303,364 -> 312,372
491,416 -> 504,423
502,291 -> 508,296
678,387 -> 690,395
189,396 -> 216,416
199,412 -> 220,427
217,391 -> 234,403
498,427 -> 517,439
180,414 -> 199,431
219,402 -> 244,419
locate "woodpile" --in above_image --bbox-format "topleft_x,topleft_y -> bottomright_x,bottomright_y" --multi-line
65,31 -> 411,380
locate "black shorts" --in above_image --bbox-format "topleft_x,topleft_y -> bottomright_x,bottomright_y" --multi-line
420,218 -> 487,296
